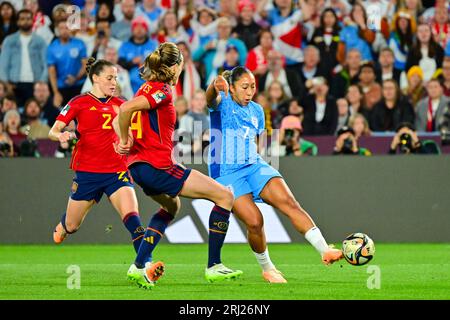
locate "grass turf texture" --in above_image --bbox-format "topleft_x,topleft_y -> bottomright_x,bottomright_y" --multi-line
0,243 -> 449,300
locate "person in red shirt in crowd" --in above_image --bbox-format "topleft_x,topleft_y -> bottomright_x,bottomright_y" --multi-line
115,42 -> 242,289
49,58 -> 147,262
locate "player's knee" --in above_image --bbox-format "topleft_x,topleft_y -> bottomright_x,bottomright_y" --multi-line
164,197 -> 181,216
215,187 -> 234,210
246,219 -> 264,234
281,195 -> 301,213
222,188 -> 234,208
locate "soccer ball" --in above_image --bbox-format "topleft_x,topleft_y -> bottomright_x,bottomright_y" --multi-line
342,233 -> 375,266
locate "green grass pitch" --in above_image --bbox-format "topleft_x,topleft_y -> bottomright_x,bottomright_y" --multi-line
0,243 -> 449,300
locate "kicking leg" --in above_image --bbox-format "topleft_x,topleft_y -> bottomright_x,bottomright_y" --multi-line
260,177 -> 343,265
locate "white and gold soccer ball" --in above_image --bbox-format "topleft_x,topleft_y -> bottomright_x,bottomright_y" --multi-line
342,233 -> 375,266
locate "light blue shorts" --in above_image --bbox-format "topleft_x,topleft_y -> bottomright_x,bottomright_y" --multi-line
215,162 -> 282,202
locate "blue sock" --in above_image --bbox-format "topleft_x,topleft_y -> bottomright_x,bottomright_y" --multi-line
207,205 -> 231,268
122,212 -> 145,253
134,209 -> 174,268
60,213 -> 76,234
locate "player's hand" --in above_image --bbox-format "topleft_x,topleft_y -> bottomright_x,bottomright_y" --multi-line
113,134 -> 133,155
58,131 -> 75,144
214,76 -> 229,96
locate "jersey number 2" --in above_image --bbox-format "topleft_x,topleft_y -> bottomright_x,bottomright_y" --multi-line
102,114 -> 112,129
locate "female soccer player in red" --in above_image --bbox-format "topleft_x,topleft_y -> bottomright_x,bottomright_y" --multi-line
206,68 -> 343,284
49,58 -> 146,258
115,42 -> 242,289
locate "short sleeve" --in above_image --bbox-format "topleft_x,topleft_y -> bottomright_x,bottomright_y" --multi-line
47,43 -> 56,66
137,83 -> 171,110
56,99 -> 80,125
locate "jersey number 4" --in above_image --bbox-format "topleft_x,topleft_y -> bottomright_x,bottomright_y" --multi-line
130,111 -> 142,139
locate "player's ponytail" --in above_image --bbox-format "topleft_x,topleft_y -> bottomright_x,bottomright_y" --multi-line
86,57 -> 115,82
141,42 -> 183,84
221,66 -> 252,86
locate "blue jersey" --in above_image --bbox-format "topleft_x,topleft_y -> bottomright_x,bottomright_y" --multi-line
208,92 -> 265,179
47,37 -> 87,89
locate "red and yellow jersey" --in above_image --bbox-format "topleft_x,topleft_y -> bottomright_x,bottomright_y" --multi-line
127,81 -> 176,169
56,93 -> 127,173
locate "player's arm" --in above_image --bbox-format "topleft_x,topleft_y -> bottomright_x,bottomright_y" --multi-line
117,96 -> 150,145
48,120 -> 76,144
206,76 -> 227,110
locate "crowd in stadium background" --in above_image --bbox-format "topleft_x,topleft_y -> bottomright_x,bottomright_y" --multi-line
0,0 -> 449,158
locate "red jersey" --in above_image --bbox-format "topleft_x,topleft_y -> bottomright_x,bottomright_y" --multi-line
56,93 -> 127,173
127,81 -> 176,169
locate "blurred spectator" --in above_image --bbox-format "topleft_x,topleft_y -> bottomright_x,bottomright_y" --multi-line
0,1 -> 18,49
157,10 -> 190,44
330,48 -> 362,99
0,80 -> 10,101
337,3 -> 375,64
174,41 -> 201,105
309,8 -> 341,82
255,92 -> 273,136
49,4 -> 68,38
174,95 -> 189,130
232,0 -> 260,50
398,0 -> 424,23
415,78 -> 449,132
376,47 -> 402,84
81,46 -> 134,100
336,97 -> 350,133
217,44 -> 240,74
1,93 -> 17,117
193,17 -> 247,86
279,98 -> 317,156
323,0 -> 351,21
179,89 -> 210,155
0,9 -> 47,107
135,0 -> 165,34
217,0 -> 238,25
333,126 -> 371,155
24,0 -> 53,44
174,0 -> 195,22
20,97 -> 50,139
370,79 -> 415,132
441,57 -> 450,97
0,118 -> 13,157
264,79 -> 289,129
348,112 -> 372,140
82,0 -> 98,25
389,9 -> 416,71
245,29 -> 273,83
3,109 -> 25,156
259,49 -> 304,100
86,19 -> 122,59
111,0 -> 135,42
188,6 -> 218,53
47,20 -> 88,107
406,22 -> 444,82
403,65 -> 426,107
298,45 -> 326,84
258,0 -> 313,66
346,84 -> 370,120
303,76 -> 338,135
33,81 -> 59,127
96,1 -> 115,24
389,122 -> 440,154
118,16 -> 158,93
358,62 -> 382,111
430,3 -> 450,49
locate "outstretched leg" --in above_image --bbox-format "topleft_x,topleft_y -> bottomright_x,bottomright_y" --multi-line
260,177 -> 343,265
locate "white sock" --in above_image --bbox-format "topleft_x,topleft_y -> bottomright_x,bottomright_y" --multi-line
305,227 -> 329,255
254,248 -> 275,272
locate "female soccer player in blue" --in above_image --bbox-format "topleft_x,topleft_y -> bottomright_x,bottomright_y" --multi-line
206,66 -> 343,283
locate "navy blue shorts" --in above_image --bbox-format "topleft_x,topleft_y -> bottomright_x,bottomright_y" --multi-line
70,171 -> 134,203
129,162 -> 191,197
